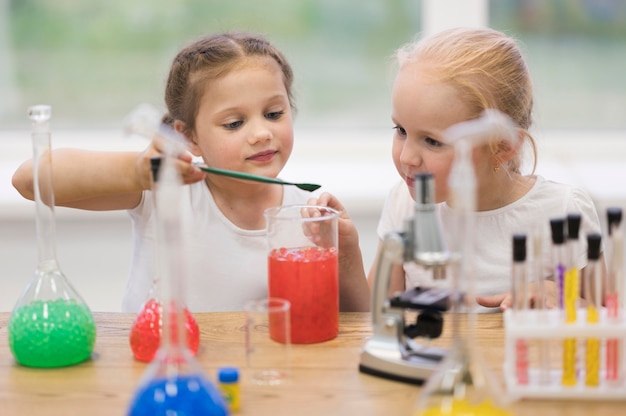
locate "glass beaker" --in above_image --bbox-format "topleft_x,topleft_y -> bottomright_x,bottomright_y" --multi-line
129,157 -> 200,362
264,204 -> 340,344
127,135 -> 227,416
8,105 -> 96,368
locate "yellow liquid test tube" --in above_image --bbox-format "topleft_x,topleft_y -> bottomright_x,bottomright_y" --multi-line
562,267 -> 579,386
584,233 -> 603,387
585,305 -> 600,386
562,214 -> 581,387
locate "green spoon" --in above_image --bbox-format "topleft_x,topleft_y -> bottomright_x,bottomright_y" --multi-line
197,165 -> 321,192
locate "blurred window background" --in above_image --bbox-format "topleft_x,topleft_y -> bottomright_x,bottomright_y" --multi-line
1,0 -> 625,132
2,0 -> 625,312
490,0 -> 626,130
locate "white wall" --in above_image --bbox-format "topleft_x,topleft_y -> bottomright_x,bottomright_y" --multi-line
1,128 -> 626,311
422,0 -> 488,36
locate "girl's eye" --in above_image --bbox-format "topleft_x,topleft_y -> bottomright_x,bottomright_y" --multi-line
224,120 -> 243,130
266,110 -> 285,120
425,137 -> 444,147
393,125 -> 406,137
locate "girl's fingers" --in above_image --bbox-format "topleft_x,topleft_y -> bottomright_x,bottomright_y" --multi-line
476,292 -> 509,309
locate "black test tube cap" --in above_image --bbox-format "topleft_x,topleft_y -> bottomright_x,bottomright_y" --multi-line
587,233 -> 602,261
607,207 -> 623,236
513,234 -> 527,262
150,156 -> 162,183
567,213 -> 582,240
550,217 -> 566,245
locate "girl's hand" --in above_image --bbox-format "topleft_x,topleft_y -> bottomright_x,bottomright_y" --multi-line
306,192 -> 360,255
135,136 -> 206,189
476,279 -> 559,311
307,192 -> 370,312
299,205 -> 335,248
476,292 -> 512,311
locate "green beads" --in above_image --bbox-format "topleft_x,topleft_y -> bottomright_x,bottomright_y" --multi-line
8,298 -> 96,368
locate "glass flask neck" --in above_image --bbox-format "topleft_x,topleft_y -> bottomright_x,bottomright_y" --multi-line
32,129 -> 58,265
155,158 -> 188,357
127,151 -> 227,416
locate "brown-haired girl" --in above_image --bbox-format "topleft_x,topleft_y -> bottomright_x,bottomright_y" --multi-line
12,31 -> 371,312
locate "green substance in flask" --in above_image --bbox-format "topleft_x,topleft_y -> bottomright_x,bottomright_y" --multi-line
8,298 -> 96,368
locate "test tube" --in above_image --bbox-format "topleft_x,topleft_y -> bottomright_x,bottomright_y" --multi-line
606,207 -> 623,383
532,227 -> 550,385
512,234 -> 529,385
550,218 -> 567,310
564,213 -> 582,320
584,233 -> 602,387
562,213 -> 581,386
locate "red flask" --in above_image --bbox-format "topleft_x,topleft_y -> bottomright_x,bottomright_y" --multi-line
130,298 -> 200,362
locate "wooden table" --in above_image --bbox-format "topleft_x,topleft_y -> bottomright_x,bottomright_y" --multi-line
0,312 -> 624,415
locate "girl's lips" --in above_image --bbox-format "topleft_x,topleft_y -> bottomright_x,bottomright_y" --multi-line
247,150 -> 277,162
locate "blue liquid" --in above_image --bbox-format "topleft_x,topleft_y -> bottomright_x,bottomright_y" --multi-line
128,374 -> 229,416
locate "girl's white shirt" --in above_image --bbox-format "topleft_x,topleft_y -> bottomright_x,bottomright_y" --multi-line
377,175 -> 602,311
123,181 -> 311,312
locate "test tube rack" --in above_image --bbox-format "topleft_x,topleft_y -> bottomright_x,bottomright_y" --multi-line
503,308 -> 626,400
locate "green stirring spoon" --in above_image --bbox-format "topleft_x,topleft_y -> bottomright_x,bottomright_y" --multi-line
196,165 -> 321,192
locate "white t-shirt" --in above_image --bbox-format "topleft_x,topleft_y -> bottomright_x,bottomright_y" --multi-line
123,182 -> 312,312
377,176 -> 601,311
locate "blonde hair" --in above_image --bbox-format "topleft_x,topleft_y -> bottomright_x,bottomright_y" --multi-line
396,27 -> 537,173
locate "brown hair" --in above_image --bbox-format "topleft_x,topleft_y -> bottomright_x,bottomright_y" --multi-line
163,31 -> 295,136
396,27 -> 537,173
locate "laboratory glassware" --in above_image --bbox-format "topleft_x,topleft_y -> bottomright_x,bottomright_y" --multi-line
8,105 -> 96,368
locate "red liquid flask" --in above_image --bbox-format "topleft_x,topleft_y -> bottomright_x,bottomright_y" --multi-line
130,298 -> 200,362
128,156 -> 200,362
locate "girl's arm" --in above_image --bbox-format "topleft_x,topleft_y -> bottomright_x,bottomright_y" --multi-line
11,139 -> 206,211
12,149 -> 145,210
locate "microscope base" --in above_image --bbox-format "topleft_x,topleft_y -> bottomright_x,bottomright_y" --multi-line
359,343 -> 446,385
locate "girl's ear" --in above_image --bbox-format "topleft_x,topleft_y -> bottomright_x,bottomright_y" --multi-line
493,128 -> 523,165
173,120 -> 202,157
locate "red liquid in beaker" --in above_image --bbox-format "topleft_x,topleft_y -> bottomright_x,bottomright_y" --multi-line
268,247 -> 339,344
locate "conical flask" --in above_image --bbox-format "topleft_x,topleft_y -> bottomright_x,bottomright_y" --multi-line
127,146 -> 228,415
129,156 -> 200,363
413,113 -> 514,415
8,105 -> 96,368
413,212 -> 511,415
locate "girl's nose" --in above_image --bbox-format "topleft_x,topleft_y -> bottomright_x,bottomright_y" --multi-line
249,122 -> 272,145
399,140 -> 422,168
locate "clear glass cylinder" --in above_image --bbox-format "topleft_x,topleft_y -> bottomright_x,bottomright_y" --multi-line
8,105 -> 96,368
413,216 -> 512,415
413,115 -> 513,415
264,204 -> 340,344
126,149 -> 227,415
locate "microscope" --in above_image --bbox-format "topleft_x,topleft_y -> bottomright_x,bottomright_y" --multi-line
359,172 -> 456,385
358,110 -> 518,385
